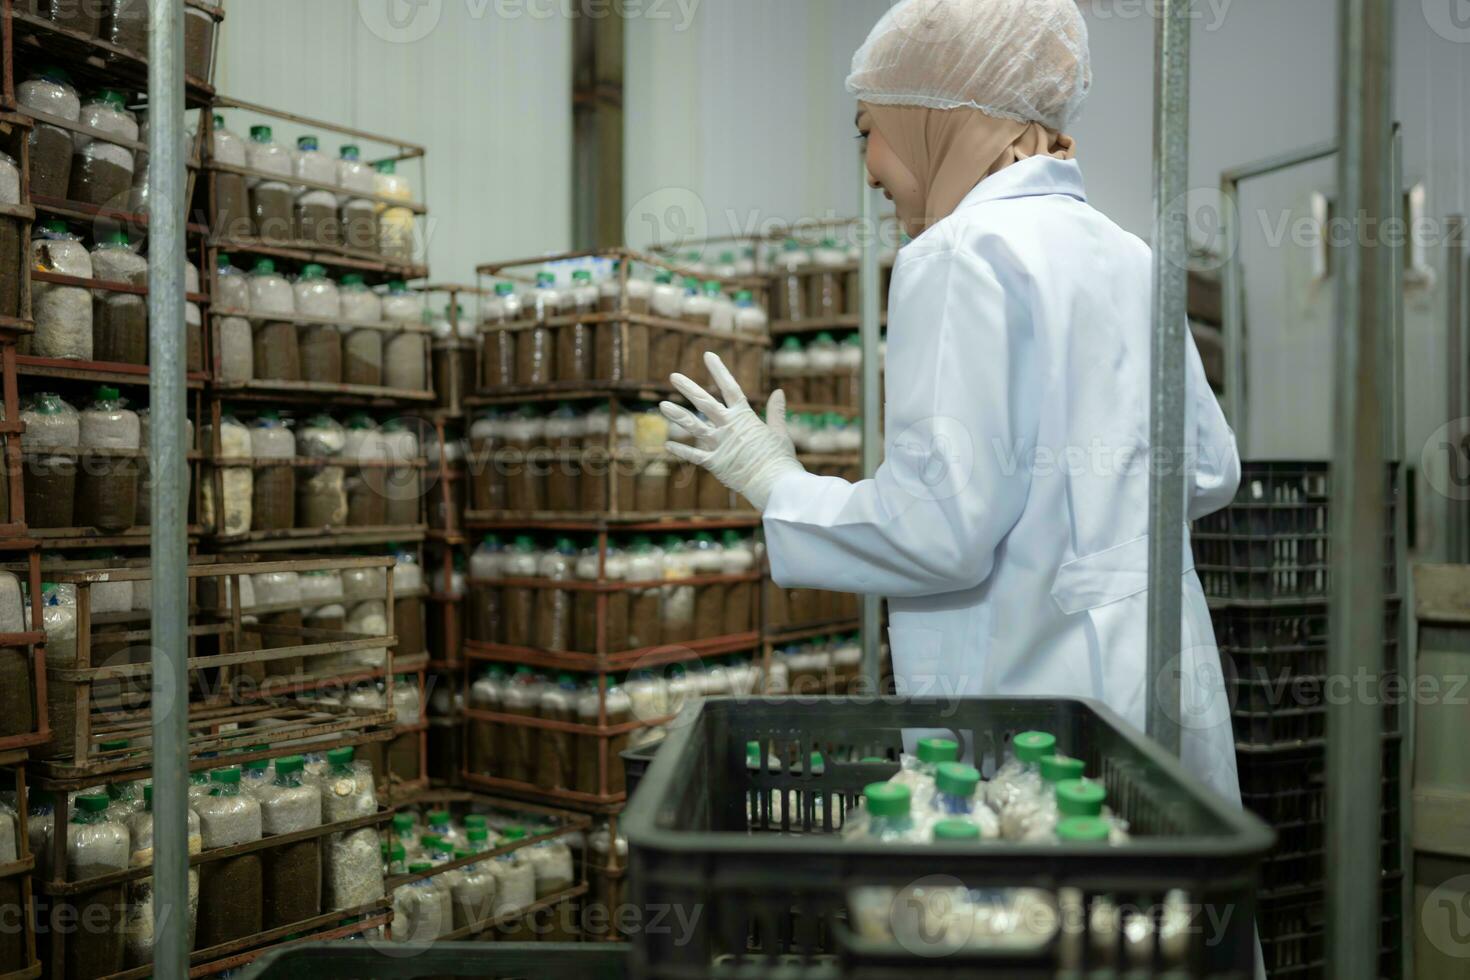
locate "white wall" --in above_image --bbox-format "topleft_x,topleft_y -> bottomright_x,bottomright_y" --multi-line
216,0 -> 574,288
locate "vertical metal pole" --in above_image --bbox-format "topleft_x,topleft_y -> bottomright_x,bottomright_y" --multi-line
1445,216 -> 1466,561
148,0 -> 189,976
1327,0 -> 1391,976
858,149 -> 883,688
1145,0 -> 1190,756
1219,176 -> 1248,454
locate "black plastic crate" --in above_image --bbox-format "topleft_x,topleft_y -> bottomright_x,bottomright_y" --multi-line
622,696 -> 1274,979
1256,873 -> 1403,979
242,942 -> 628,979
623,737 -> 663,801
1236,738 -> 1400,827
1192,462 -> 1398,602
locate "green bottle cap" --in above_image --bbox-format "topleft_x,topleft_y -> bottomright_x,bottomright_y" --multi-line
105,230 -> 130,245
1056,815 -> 1111,842
1055,778 -> 1107,818
392,813 -> 414,832
253,258 -> 276,275
242,756 -> 269,772
1012,731 -> 1057,764
99,738 -> 130,750
495,281 -> 515,296
464,814 -> 488,829
42,218 -> 68,234
376,159 -> 397,174
99,89 -> 126,109
863,782 -> 910,818
391,843 -> 406,861
249,124 -> 272,142
932,818 -> 980,841
340,144 -> 360,160
297,135 -> 319,151
96,385 -> 120,402
421,833 -> 444,850
428,809 -> 451,825
935,762 -> 980,799
780,336 -> 802,351
573,269 -> 592,282
76,794 -> 109,813
502,825 -> 527,841
326,746 -> 355,767
341,273 -> 365,286
407,862 -> 434,874
274,755 -> 304,775
467,827 -> 489,844
300,263 -> 327,280
1040,755 -> 1086,784
916,738 -> 959,765
210,767 -> 241,785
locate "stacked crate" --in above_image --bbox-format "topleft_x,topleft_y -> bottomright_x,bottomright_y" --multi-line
1192,462 -> 1404,979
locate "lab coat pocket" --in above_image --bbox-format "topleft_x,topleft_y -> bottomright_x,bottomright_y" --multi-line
887,625 -> 945,698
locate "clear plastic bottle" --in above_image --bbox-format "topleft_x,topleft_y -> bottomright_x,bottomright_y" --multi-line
200,414 -> 252,536
500,666 -> 542,784
215,254 -> 253,380
293,136 -> 340,247
543,403 -> 582,512
427,809 -> 466,853
648,271 -> 683,380
481,282 -> 519,387
452,830 -> 498,931
809,237 -> 847,318
771,337 -> 807,402
535,537 -> 577,651
573,543 -> 626,653
503,406 -> 545,514
195,768 -> 264,947
836,333 -> 862,408
343,414 -> 388,527
806,332 -> 840,405
675,276 -> 711,379
257,756 -> 323,928
391,544 -> 426,655
985,730 -> 1056,817
67,793 -> 130,976
19,67 -> 81,199
557,269 -> 597,382
625,536 -> 663,649
468,664 -> 507,777
208,115 -> 251,238
468,534 -> 505,643
687,532 -> 726,640
855,782 -> 924,842
294,264 -> 343,383
89,232 -> 148,364
1053,778 -> 1130,844
706,281 -> 736,379
296,414 -> 347,529
576,678 -> 631,796
245,125 -> 293,241
501,536 -> 540,647
336,145 -> 378,253
393,863 -> 449,942
77,386 -> 140,531
69,89 -> 137,208
31,220 -> 94,360
382,280 -> 428,391
659,535 -> 695,644
250,258 -> 301,381
339,274 -> 384,386
488,826 -> 537,927
124,785 -> 202,966
381,421 -> 422,527
248,412 -> 296,531
718,530 -> 756,635
774,238 -> 808,321
374,159 -> 415,261
537,672 -> 580,790
892,736 -> 959,810
1000,753 -> 1085,843
517,272 -> 559,385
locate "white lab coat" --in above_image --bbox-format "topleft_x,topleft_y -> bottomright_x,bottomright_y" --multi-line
764,156 -> 1243,807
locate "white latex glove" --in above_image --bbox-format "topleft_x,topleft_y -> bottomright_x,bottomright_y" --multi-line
660,352 -> 805,511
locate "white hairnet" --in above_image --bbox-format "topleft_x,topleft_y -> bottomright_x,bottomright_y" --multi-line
846,0 -> 1092,132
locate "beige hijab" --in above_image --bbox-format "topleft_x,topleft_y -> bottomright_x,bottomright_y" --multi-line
865,102 -> 1076,234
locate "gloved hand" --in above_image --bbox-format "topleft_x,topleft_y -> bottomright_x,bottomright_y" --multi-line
661,352 -> 805,511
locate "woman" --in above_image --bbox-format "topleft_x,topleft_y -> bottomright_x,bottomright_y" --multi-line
661,0 -> 1242,806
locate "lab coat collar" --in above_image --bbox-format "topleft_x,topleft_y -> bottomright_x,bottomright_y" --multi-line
954,156 -> 1088,212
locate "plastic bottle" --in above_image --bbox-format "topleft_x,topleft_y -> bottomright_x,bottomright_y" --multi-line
391,544 -> 426,655
393,863 -> 449,941
468,534 -> 505,643
213,254 -> 253,380
69,89 -> 137,207
659,535 -> 695,644
343,414 -> 388,527
686,532 -> 726,640
248,412 -> 296,531
986,730 -> 1056,817
257,756 -> 322,928
468,664 -> 507,777
249,259 -> 301,381
836,333 -> 863,407
1000,753 -> 1085,843
123,785 -> 202,966
1054,778 -> 1130,844
806,332 -> 840,405
292,264 -> 343,383
503,407 -> 545,514
383,281 -> 429,391
595,262 -> 651,381
19,67 -> 80,199
89,232 -> 148,364
481,282 -> 520,387
576,678 -> 631,796
537,673 -> 580,790
771,337 -> 807,402
295,414 -> 347,528
195,768 -> 264,947
451,830 -> 498,931
15,403 -> 77,530
774,238 -> 807,321
322,748 -> 383,912
200,414 -> 252,536
543,403 -> 582,512
625,536 -> 663,649
381,420 -> 421,526
339,274 -> 383,386
501,536 -> 540,647
500,666 -> 542,784
374,159 -> 415,261
245,125 -> 292,241
891,736 -> 959,809
535,537 -> 578,651
674,276 -> 711,379
66,794 -> 130,976
573,543 -> 627,653
336,145 -> 377,253
77,386 -> 140,531
31,220 -> 93,360
557,269 -> 597,382
856,782 -> 923,842
648,272 -> 683,379
516,272 -> 558,384
809,237 -> 847,318
208,115 -> 250,238
293,136 -> 340,246
734,293 -> 771,389
488,826 -> 537,932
